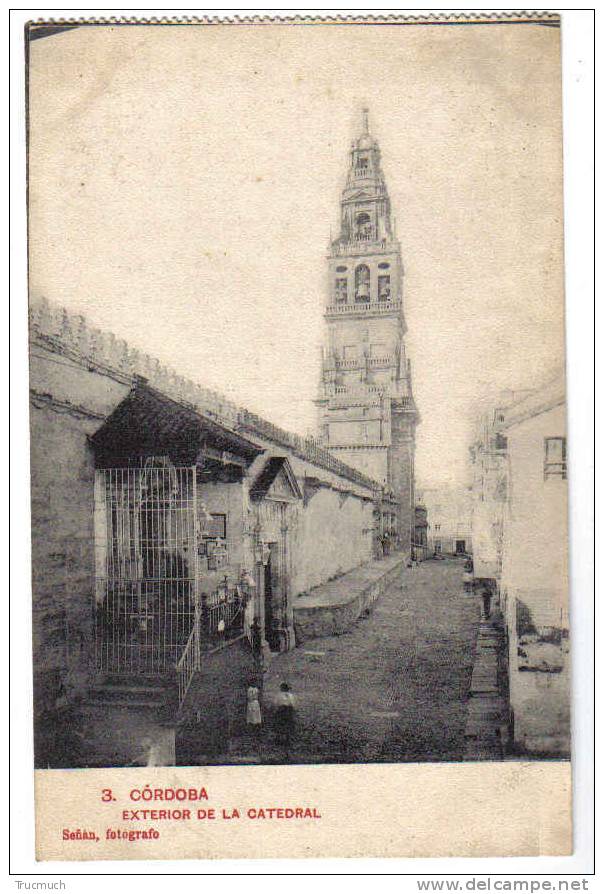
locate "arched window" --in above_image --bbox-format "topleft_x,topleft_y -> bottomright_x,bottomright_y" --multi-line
355,212 -> 373,241
355,264 -> 370,302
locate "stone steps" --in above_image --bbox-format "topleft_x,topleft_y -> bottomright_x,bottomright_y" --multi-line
86,675 -> 173,712
86,698 -> 167,711
89,685 -> 166,700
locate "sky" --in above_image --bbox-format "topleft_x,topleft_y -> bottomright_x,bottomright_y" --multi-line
28,23 -> 565,489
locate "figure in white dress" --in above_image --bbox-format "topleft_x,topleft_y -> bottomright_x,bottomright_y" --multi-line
246,685 -> 262,738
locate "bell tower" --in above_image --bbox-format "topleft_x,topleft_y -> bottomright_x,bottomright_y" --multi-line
316,110 -> 419,551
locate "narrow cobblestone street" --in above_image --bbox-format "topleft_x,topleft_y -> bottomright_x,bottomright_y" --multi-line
261,556 -> 481,763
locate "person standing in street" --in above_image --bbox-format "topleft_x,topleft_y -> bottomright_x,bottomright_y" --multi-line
246,683 -> 262,745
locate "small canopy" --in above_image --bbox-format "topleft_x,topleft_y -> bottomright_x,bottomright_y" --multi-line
90,383 -> 262,468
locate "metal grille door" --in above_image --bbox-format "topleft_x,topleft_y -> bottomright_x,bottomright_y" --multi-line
94,464 -> 197,675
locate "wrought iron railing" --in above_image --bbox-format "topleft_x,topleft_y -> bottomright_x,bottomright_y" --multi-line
176,590 -> 245,708
202,588 -> 245,642
176,620 -> 199,707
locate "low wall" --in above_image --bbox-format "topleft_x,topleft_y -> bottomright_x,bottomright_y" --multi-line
293,552 -> 407,642
289,484 -> 375,597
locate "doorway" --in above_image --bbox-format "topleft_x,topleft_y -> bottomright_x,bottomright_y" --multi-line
456,540 -> 466,555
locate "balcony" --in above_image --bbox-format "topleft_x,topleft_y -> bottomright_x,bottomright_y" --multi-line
330,238 -> 391,256
342,384 -> 382,394
319,387 -> 382,410
323,387 -> 414,409
333,355 -> 393,370
327,394 -> 384,409
335,357 -> 360,369
367,355 -> 393,368
325,300 -> 402,318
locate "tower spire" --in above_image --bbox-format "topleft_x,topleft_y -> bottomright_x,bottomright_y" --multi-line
317,112 -> 418,554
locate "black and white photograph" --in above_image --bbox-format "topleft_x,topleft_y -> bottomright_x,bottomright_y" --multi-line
17,10 -> 589,863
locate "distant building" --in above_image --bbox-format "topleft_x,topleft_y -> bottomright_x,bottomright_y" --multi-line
419,485 -> 473,556
499,373 -> 570,756
316,110 -> 419,553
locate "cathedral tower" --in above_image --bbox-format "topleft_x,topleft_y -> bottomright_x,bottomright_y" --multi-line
316,110 -> 419,551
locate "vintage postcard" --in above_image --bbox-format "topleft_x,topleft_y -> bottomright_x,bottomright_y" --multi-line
25,12 -> 572,861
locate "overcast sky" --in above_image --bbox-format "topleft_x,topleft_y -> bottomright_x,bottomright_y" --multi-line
28,23 -> 564,488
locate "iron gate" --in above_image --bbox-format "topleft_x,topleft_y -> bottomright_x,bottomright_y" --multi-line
94,462 -> 198,675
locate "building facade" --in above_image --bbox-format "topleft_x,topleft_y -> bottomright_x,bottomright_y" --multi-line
468,389 -> 534,587
419,485 -> 473,556
316,111 -> 418,553
499,373 -> 570,756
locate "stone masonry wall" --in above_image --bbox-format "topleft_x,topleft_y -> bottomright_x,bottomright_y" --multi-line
289,484 -> 374,597
30,401 -> 98,762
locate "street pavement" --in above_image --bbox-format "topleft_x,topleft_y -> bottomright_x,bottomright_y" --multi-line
259,556 -> 481,764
